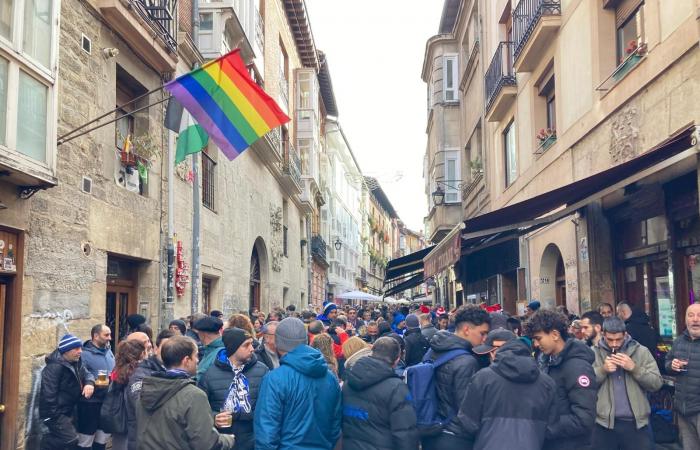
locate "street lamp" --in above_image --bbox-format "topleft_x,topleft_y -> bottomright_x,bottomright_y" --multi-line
334,238 -> 343,251
432,185 -> 445,206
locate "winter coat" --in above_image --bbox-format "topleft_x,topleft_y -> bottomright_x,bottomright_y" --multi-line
254,345 -> 341,450
665,330 -> 700,416
125,356 -> 166,450
403,328 -> 430,367
197,337 -> 225,380
592,336 -> 662,429
344,347 -> 371,373
39,350 -> 95,420
423,331 -> 480,437
625,310 -> 659,355
342,356 -> 419,450
198,349 -> 269,450
420,325 -> 438,344
136,371 -> 235,450
80,341 -> 115,402
538,338 -> 597,450
458,339 -> 557,450
255,341 -> 279,370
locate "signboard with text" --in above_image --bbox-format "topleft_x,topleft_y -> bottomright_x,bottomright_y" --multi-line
424,226 -> 462,278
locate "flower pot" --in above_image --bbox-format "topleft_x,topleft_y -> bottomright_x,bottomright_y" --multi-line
613,54 -> 642,82
538,135 -> 557,152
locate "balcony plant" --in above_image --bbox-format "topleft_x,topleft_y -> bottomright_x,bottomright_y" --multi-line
468,157 -> 483,177
536,128 -> 557,152
613,41 -> 647,81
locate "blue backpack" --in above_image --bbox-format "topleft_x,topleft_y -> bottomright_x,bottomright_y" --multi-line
405,349 -> 469,436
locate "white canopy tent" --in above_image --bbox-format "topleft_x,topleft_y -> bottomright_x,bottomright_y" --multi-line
337,290 -> 383,302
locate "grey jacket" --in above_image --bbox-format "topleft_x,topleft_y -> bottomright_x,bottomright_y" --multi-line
592,337 -> 662,429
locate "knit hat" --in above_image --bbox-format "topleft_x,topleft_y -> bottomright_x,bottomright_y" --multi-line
405,314 -> 420,329
222,327 -> 251,357
419,305 -> 430,314
527,300 -> 541,311
210,310 -> 224,319
323,303 -> 337,316
193,316 -> 223,333
126,314 -> 146,330
436,307 -> 446,315
275,317 -> 307,353
58,334 -> 82,354
169,320 -> 187,335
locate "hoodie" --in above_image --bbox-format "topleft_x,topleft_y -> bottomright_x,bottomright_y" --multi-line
254,345 -> 342,450
538,338 -> 597,450
136,371 -> 234,450
624,309 -> 659,355
459,339 -> 557,450
80,340 -> 115,403
342,356 -> 419,450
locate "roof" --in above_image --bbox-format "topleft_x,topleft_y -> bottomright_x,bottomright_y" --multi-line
284,0 -> 319,71
366,177 -> 399,219
317,51 -> 338,117
438,0 -> 461,34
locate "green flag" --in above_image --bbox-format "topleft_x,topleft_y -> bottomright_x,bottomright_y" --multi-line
176,123 -> 209,164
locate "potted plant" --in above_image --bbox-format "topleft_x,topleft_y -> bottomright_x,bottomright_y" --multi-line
468,157 -> 483,177
117,131 -> 161,180
536,128 -> 557,152
613,40 -> 647,81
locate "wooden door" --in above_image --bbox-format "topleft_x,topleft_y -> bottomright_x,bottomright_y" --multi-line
0,282 -> 6,436
106,286 -> 136,349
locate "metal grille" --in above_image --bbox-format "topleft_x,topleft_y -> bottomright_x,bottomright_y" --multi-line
128,0 -> 178,53
485,41 -> 517,111
202,151 -> 216,210
513,0 -> 561,60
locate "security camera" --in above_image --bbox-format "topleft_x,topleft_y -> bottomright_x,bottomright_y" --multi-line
103,47 -> 119,58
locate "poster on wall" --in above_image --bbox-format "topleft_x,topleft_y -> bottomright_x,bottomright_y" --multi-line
656,276 -> 676,338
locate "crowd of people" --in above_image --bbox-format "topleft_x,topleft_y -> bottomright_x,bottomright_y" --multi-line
37,299 -> 700,450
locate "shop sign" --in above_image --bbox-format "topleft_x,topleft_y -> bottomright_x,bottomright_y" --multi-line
424,225 -> 463,278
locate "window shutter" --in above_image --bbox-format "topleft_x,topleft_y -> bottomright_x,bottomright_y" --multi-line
616,0 -> 643,28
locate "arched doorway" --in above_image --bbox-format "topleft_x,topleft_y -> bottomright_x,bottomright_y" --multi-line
540,244 -> 566,308
250,247 -> 261,312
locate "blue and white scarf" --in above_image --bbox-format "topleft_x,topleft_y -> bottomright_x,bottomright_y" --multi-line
223,366 -> 251,414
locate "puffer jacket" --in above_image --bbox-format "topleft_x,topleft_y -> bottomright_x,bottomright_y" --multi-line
255,341 -> 279,370
538,338 -> 597,450
593,336 -> 662,429
342,356 -> 418,450
136,371 -> 235,450
665,330 -> 700,416
39,350 -> 95,420
126,356 -> 166,450
403,328 -> 430,367
198,349 -> 269,450
458,339 -> 557,450
423,331 -> 480,437
80,340 -> 115,402
254,345 -> 341,450
625,309 -> 659,355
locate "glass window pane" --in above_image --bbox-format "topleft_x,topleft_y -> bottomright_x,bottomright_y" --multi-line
0,57 -> 7,146
17,71 -> 48,162
200,13 -> 213,31
23,0 -> 53,69
0,0 -> 12,39
505,122 -> 517,186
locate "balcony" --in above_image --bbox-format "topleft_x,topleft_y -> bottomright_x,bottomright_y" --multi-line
97,0 -> 178,72
281,140 -> 302,194
198,1 -> 255,63
513,0 -> 561,73
279,77 -> 290,112
426,201 -> 462,244
485,42 -> 517,122
311,234 -> 329,267
251,126 -> 282,169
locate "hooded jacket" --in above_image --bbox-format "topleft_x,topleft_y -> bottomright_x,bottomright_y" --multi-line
197,337 -> 225,380
39,350 -> 95,420
458,339 -> 557,450
254,345 -> 341,450
341,356 -> 419,450
423,331 -> 480,437
80,340 -> 115,402
592,336 -> 662,429
125,356 -> 166,450
420,324 -> 438,344
538,338 -> 597,450
624,310 -> 659,355
198,349 -> 269,450
136,371 -> 235,450
403,328 -> 430,367
665,330 -> 700,416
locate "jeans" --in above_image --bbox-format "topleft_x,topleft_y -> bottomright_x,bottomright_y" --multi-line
678,412 -> 700,450
591,420 -> 653,450
41,415 -> 79,450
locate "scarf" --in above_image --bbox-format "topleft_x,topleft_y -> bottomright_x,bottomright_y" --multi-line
223,365 -> 252,414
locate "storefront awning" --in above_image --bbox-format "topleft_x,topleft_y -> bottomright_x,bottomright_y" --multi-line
383,273 -> 425,297
384,245 -> 435,284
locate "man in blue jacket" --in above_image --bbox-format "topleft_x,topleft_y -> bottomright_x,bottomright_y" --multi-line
254,317 -> 341,450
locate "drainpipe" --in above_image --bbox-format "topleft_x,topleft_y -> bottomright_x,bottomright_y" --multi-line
190,0 -> 201,315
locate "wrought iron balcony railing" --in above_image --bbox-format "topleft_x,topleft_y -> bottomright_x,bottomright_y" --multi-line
129,0 -> 177,53
311,234 -> 327,264
485,42 -> 516,111
283,141 -> 302,188
513,0 -> 561,60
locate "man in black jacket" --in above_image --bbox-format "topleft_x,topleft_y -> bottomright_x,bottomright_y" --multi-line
403,314 -> 430,366
422,305 -> 490,450
617,303 -> 659,355
526,309 -> 597,450
40,334 -> 96,450
254,321 -> 279,370
666,303 -> 700,449
199,327 -> 269,450
342,337 -> 418,450
459,334 -> 557,450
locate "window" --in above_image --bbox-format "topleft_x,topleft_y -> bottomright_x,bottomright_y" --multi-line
504,120 -> 517,187
443,55 -> 458,102
200,13 -> 213,31
615,1 -> 644,63
202,146 -> 216,211
444,150 -> 461,203
23,0 -> 53,69
279,40 -> 289,109
540,75 -> 556,130
202,277 -> 212,315
283,199 -> 289,257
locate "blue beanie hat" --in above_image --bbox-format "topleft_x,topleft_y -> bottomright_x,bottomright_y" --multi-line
323,303 -> 337,316
58,334 -> 82,353
527,300 -> 541,311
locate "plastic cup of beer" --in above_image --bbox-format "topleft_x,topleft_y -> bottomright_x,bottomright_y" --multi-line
96,370 -> 109,388
220,408 -> 233,428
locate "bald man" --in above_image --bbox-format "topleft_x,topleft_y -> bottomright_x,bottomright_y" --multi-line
666,304 -> 700,449
617,302 -> 658,355
127,331 -> 153,356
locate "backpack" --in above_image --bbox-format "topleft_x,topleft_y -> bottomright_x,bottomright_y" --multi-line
99,382 -> 127,434
405,348 -> 469,436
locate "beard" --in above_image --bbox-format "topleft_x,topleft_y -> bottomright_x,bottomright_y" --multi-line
585,331 -> 598,346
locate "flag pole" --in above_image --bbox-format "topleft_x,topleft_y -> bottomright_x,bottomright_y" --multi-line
190,0 -> 201,316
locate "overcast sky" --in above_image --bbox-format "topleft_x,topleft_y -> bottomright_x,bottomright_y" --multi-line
305,0 -> 443,232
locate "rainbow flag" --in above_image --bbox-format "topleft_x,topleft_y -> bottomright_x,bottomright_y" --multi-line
164,49 -> 290,160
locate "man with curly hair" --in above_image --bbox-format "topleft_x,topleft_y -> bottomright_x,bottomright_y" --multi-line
421,305 -> 491,450
526,309 -> 597,450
